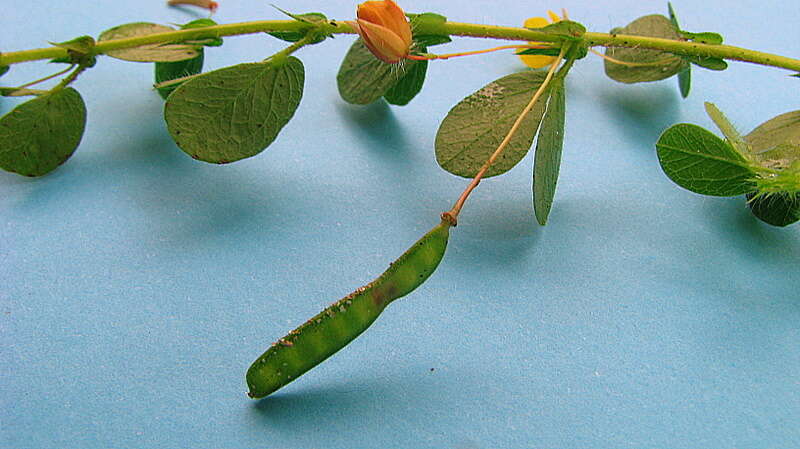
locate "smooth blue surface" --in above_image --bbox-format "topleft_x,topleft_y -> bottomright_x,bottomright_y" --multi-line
2,1 -> 799,448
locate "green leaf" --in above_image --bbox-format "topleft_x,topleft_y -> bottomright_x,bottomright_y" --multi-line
98,23 -> 199,62
604,15 -> 687,84
517,48 -> 562,57
414,34 -> 452,47
704,102 -> 749,156
180,18 -> 223,47
744,110 -> 800,167
688,56 -> 727,71
408,12 -> 451,47
407,12 -> 447,26
668,3 -> 691,99
267,12 -> 327,44
164,58 -> 304,164
669,3 -> 723,45
681,31 -> 723,45
532,78 -> 566,225
435,71 -> 549,178
51,35 -> 97,66
337,39 -> 414,105
668,2 -> 680,27
656,123 -> 756,196
152,19 -> 218,99
383,46 -> 427,106
154,50 -> 204,99
0,65 -> 9,78
0,88 -> 86,176
52,35 -> 95,54
538,20 -> 586,40
677,65 -> 691,98
746,192 -> 800,227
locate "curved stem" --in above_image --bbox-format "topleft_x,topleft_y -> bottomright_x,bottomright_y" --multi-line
14,64 -> 74,89
444,48 -> 566,225
2,20 -> 799,72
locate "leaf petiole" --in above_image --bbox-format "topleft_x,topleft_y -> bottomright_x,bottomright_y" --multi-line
13,64 -> 75,90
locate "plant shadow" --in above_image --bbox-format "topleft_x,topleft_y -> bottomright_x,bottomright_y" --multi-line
337,100 -> 412,161
246,371 -> 443,431
597,84 -> 682,148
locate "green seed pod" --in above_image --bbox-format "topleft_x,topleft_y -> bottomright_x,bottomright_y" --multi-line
246,219 -> 452,399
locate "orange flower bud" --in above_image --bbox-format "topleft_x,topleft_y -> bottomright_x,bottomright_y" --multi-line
350,0 -> 412,64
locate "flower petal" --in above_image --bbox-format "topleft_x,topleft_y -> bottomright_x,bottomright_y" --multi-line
523,17 -> 550,29
355,19 -> 409,63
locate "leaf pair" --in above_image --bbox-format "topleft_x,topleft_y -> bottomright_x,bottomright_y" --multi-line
337,13 -> 450,106
434,70 -> 567,225
656,104 -> 800,226
605,5 -> 725,98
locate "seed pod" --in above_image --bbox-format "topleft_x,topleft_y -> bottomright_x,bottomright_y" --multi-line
246,219 -> 451,399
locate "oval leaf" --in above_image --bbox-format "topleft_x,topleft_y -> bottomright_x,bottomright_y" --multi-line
745,110 -> 800,166
746,192 -> 800,227
678,65 -> 691,98
604,15 -> 687,84
384,46 -> 428,106
337,39 -> 414,105
98,23 -> 199,62
532,78 -> 566,225
435,71 -> 549,178
164,58 -> 304,164
0,88 -> 86,176
689,56 -> 728,71
656,123 -> 756,196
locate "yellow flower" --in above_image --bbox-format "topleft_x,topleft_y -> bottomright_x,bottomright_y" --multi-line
518,10 -> 561,69
350,0 -> 413,64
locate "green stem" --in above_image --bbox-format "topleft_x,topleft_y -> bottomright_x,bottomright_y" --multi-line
417,22 -> 800,73
14,64 -> 74,89
51,64 -> 90,92
266,32 -> 319,62
1,19 -> 799,72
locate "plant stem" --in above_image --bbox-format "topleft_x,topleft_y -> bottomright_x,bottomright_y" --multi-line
443,48 -> 566,225
14,64 -> 74,89
1,19 -> 799,72
266,32 -> 319,62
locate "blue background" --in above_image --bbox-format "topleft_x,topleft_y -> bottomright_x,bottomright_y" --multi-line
2,1 -> 798,448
